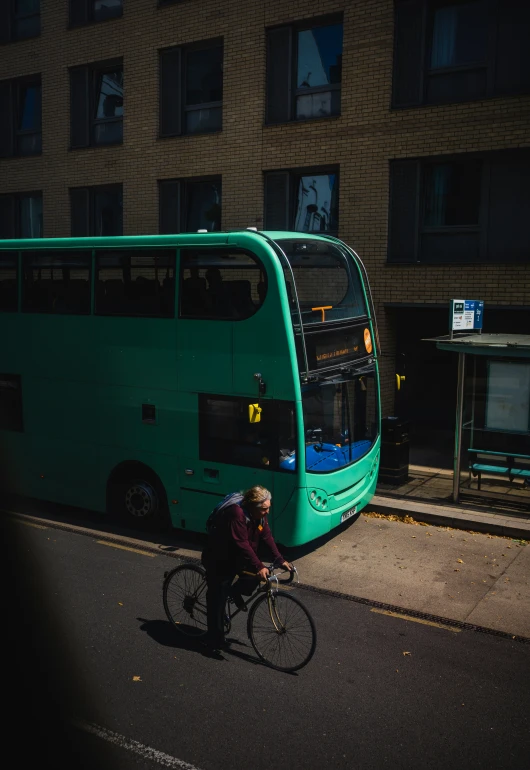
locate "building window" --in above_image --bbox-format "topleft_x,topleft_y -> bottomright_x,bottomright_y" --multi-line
159,177 -> 222,233
70,61 -> 123,149
264,169 -> 339,234
95,249 -> 175,317
393,0 -> 530,107
199,395 -> 297,472
69,0 -> 123,27
266,15 -> 343,124
159,39 -> 223,137
70,184 -> 123,236
0,192 -> 43,239
22,251 -> 91,315
0,0 -> 41,43
388,149 -> 530,263
0,76 -> 41,158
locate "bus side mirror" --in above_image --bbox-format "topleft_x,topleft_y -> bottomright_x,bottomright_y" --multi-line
249,404 -> 262,423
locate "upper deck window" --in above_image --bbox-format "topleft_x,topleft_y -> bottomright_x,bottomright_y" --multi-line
179,248 -> 266,321
275,239 -> 367,325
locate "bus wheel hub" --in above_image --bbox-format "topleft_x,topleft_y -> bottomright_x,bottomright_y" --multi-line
125,483 -> 156,518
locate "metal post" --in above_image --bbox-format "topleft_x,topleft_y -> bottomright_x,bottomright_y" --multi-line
453,352 -> 466,503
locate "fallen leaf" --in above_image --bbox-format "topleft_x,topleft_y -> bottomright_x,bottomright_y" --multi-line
118,602 -> 123,606
457,559 -> 464,564
454,569 -> 460,572
403,651 -> 411,656
133,676 -> 141,682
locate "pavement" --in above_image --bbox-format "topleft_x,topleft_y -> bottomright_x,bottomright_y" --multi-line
373,463 -> 530,540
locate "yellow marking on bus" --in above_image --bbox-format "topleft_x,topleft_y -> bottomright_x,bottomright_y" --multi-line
16,520 -> 48,530
371,608 -> 461,632
96,540 -> 156,557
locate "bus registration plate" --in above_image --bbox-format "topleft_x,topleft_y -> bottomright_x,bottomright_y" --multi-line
341,506 -> 357,523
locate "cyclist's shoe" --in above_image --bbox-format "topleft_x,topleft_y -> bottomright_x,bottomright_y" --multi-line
230,594 -> 248,612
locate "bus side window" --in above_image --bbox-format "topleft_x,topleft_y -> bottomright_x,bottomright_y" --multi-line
180,249 -> 267,321
22,251 -> 91,315
0,253 -> 18,312
95,249 -> 175,318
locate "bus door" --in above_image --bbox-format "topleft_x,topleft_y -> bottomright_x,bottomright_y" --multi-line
175,395 -> 298,537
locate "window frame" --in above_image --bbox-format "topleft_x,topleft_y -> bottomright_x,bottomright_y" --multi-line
198,394 -> 298,473
266,13 -> 343,125
264,166 -> 340,235
1,0 -> 41,43
69,0 -> 123,28
178,247 -> 267,322
0,191 -> 43,239
0,75 -> 42,158
94,248 -> 176,318
159,175 -> 222,234
387,149 -> 530,264
69,59 -> 123,150
392,0 -> 530,108
0,251 -> 18,312
159,38 -> 224,138
92,65 -> 124,146
22,250 -> 92,315
70,183 -> 123,237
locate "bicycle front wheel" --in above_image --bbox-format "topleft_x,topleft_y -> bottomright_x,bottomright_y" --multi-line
163,563 -> 208,638
247,590 -> 316,672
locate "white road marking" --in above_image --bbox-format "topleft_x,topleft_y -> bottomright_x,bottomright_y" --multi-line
72,720 -> 203,769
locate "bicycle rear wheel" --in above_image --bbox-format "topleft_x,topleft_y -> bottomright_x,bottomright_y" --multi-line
163,563 -> 208,638
247,590 -> 316,672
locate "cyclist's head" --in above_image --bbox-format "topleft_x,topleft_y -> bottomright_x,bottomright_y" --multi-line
242,486 -> 271,518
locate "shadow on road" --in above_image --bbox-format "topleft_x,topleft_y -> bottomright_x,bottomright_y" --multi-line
136,617 -> 296,672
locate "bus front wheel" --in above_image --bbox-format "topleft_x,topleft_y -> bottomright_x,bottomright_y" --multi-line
108,467 -> 170,532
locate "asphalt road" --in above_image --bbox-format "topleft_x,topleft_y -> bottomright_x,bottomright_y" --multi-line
2,511 -> 529,770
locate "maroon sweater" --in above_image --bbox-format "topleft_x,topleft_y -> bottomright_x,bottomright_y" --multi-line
203,503 -> 283,574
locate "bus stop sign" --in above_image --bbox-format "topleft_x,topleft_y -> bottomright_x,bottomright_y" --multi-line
450,299 -> 484,332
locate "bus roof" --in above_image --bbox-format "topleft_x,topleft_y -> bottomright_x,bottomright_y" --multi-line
0,230 -> 339,251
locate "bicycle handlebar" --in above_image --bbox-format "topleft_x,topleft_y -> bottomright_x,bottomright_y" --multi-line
242,564 -> 298,586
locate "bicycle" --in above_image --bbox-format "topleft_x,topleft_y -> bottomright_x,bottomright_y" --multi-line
162,561 -> 317,672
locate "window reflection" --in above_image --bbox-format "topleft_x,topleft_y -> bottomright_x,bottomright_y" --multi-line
96,72 -> 123,119
94,0 -> 122,21
294,174 -> 338,233
296,23 -> 342,119
184,45 -> 223,133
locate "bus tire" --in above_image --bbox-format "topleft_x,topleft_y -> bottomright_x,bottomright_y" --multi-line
107,464 -> 170,532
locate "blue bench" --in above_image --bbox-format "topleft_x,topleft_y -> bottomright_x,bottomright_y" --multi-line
468,448 -> 530,490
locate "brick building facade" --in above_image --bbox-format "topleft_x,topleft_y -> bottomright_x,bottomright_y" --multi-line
1,0 -> 529,460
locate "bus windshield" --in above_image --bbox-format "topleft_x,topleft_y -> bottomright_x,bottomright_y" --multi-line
275,238 -> 367,325
302,369 -> 378,472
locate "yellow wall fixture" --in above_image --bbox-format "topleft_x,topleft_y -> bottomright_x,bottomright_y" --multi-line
396,374 -> 406,390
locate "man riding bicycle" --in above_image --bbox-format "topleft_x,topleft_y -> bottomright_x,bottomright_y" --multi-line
201,485 -> 291,652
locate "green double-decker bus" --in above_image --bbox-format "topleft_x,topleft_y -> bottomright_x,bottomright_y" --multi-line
0,230 -> 380,547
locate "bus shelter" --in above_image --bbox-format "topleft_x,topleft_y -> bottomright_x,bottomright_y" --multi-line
433,334 -> 530,506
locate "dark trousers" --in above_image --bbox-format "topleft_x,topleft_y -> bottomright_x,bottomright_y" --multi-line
205,571 -> 235,647
204,568 -> 259,646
